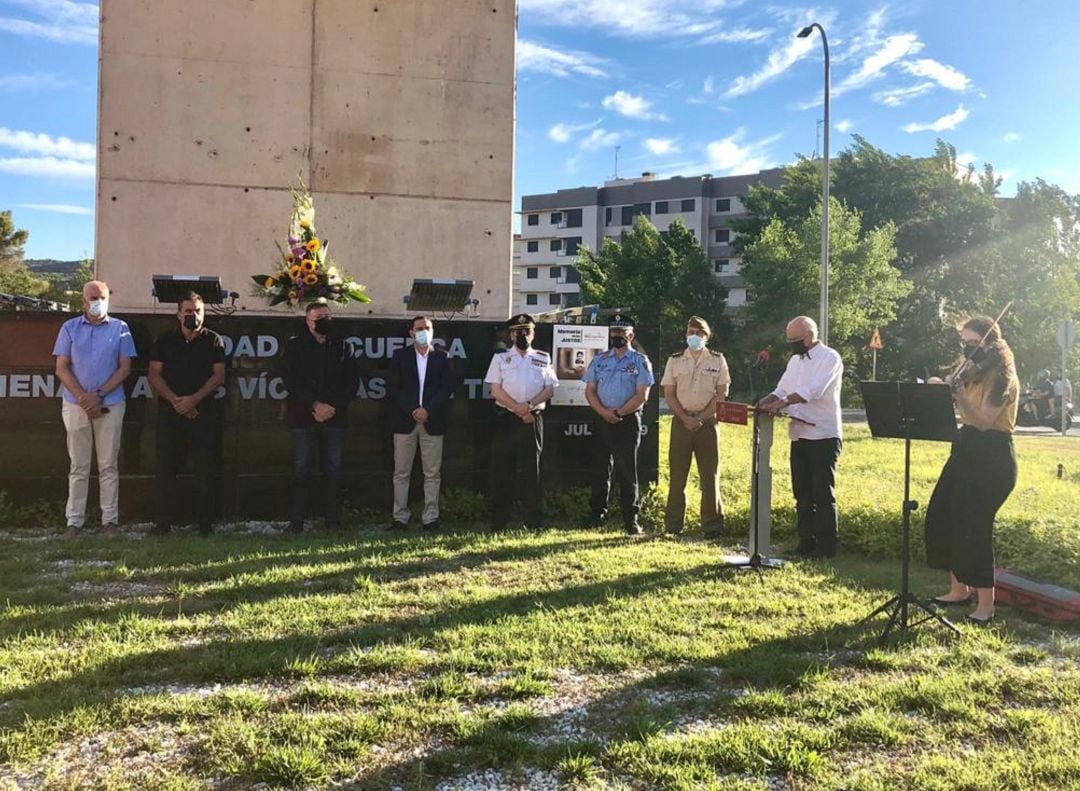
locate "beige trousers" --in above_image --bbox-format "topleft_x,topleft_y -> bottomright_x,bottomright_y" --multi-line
392,424 -> 444,524
61,399 -> 126,527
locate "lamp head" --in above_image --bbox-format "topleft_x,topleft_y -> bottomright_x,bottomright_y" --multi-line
797,25 -> 814,37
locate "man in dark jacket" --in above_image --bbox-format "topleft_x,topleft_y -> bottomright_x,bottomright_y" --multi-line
385,315 -> 455,531
283,301 -> 359,532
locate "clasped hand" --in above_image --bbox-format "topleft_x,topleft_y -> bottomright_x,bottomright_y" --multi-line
312,401 -> 336,423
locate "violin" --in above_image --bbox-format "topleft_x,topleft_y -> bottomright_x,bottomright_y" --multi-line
949,301 -> 1012,393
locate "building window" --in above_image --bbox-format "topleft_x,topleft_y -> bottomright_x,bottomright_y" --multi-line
621,205 -> 634,226
659,230 -> 669,240
744,290 -> 753,303
526,240 -> 538,253
564,237 -> 582,256
526,293 -> 538,305
565,266 -> 581,283
715,198 -> 731,212
655,200 -> 669,214
526,267 -> 538,279
714,229 -> 730,244
550,240 -> 561,252
681,198 -> 695,212
714,259 -> 730,273
551,211 -> 563,225
550,266 -> 562,279
566,208 -> 583,228
549,293 -> 561,306
605,207 -> 613,226
527,214 -> 539,226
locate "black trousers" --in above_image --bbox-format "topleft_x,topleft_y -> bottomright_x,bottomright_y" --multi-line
155,410 -> 219,530
790,437 -> 842,552
591,412 -> 642,528
925,427 -> 1017,588
490,408 -> 544,528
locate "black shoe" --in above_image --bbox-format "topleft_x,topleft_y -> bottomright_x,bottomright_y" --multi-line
583,513 -> 606,529
929,594 -> 974,607
809,547 -> 837,559
625,523 -> 643,536
387,520 -> 409,532
702,527 -> 723,540
489,522 -> 508,533
793,540 -> 817,557
666,526 -> 685,536
287,521 -> 304,534
421,520 -> 441,532
151,523 -> 171,536
966,613 -> 994,627
198,523 -> 213,537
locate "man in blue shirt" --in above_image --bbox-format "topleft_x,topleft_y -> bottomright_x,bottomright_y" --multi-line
582,314 -> 655,535
52,280 -> 137,534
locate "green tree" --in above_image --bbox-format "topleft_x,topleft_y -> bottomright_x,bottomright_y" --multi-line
740,197 -> 910,355
576,216 -> 729,358
0,211 -> 48,297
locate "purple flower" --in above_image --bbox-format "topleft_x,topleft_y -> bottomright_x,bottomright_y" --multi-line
288,236 -> 300,244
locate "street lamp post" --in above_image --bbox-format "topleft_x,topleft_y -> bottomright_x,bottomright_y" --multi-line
798,23 -> 830,345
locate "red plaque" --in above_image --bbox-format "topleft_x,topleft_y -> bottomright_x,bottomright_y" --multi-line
716,401 -> 750,425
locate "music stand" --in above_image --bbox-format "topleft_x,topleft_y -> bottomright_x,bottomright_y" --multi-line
858,381 -> 961,641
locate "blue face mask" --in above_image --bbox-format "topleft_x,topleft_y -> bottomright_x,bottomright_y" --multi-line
414,329 -> 431,347
686,334 -> 706,351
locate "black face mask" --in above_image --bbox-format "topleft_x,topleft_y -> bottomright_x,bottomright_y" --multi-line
962,343 -> 982,360
514,333 -> 530,350
183,315 -> 199,331
314,317 -> 332,335
788,339 -> 808,357
610,336 -> 628,349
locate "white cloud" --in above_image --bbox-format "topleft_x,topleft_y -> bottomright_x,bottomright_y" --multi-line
517,39 -> 609,79
602,90 -> 668,121
0,73 -> 73,91
518,0 -> 727,39
580,129 -> 621,151
873,81 -> 935,107
836,33 -> 923,94
900,58 -> 971,91
18,203 -> 93,215
835,119 -> 854,133
902,104 -> 970,133
0,156 -> 95,178
0,0 -> 99,45
697,27 -> 772,45
0,127 -> 95,160
724,22 -> 822,99
1002,132 -> 1021,144
703,76 -> 715,94
644,138 -> 679,155
705,128 -> 782,174
548,119 -> 600,143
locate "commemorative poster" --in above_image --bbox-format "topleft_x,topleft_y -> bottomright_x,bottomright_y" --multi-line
551,323 -> 609,406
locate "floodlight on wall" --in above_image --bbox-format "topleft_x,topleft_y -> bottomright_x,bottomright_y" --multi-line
404,278 -> 477,315
152,274 -> 225,305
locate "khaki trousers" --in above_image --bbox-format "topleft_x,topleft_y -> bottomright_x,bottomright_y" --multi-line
665,416 -> 723,532
392,424 -> 444,525
61,399 -> 126,528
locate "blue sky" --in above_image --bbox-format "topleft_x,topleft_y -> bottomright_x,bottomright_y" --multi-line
3,0 -> 1080,259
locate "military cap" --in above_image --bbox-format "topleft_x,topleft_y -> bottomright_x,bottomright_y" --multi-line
687,315 -> 711,336
608,313 -> 635,329
508,313 -> 536,330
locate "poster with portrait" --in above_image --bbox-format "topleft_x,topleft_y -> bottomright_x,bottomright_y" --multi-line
551,324 -> 609,406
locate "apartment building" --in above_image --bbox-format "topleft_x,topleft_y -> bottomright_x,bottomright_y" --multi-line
515,169 -> 784,316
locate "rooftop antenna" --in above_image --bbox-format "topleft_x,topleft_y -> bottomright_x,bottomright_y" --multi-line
814,119 -> 823,159
612,145 -> 622,180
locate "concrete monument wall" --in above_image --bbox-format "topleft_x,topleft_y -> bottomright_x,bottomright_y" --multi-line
96,0 -> 515,317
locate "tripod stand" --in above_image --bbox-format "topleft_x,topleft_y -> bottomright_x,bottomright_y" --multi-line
858,382 -> 960,642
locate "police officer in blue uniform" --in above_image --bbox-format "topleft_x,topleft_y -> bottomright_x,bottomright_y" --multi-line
583,314 -> 655,534
485,314 -> 559,531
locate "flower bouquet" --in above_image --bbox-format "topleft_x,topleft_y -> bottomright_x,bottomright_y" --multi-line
251,177 -> 371,307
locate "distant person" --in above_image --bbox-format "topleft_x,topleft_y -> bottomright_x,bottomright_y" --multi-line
1034,369 -> 1054,420
52,280 -> 136,536
757,316 -> 843,558
385,315 -> 455,532
283,301 -> 359,532
148,291 -> 226,536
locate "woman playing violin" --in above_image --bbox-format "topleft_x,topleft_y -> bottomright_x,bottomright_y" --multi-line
924,315 -> 1019,625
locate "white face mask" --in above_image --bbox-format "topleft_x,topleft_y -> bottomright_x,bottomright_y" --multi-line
686,334 -> 706,351
88,297 -> 108,318
414,329 -> 431,347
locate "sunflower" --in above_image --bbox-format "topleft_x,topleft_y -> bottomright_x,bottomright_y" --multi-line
299,218 -> 313,230
264,277 -> 276,288
288,290 -> 298,300
305,238 -> 321,253
283,252 -> 295,263
300,259 -> 316,272
289,264 -> 302,279
303,273 -> 319,286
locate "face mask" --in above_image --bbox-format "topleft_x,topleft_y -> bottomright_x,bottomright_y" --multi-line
414,329 -> 431,347
961,343 -> 980,360
610,336 -> 628,349
183,314 -> 199,331
686,335 -> 706,351
314,317 -> 332,335
88,298 -> 107,318
788,339 -> 808,357
514,333 -> 530,351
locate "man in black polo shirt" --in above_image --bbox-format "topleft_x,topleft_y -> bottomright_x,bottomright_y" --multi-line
148,291 -> 226,536
283,300 -> 359,533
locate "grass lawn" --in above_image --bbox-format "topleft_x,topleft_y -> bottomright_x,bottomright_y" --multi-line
1,419 -> 1078,790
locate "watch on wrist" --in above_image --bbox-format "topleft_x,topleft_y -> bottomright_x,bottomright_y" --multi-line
96,389 -> 104,399
613,408 -> 620,418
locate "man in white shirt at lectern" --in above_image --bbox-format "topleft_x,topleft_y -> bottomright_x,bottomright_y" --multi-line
757,316 -> 843,558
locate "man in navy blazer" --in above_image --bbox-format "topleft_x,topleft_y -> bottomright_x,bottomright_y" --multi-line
386,315 -> 455,531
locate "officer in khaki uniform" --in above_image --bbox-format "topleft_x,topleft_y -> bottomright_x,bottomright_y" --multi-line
661,316 -> 731,537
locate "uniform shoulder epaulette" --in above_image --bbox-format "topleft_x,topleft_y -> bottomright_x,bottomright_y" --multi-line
533,349 -> 550,358
669,350 -> 685,358
709,349 -> 725,357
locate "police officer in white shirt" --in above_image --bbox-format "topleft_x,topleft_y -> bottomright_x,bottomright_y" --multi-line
757,316 -> 843,558
484,314 -> 559,531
